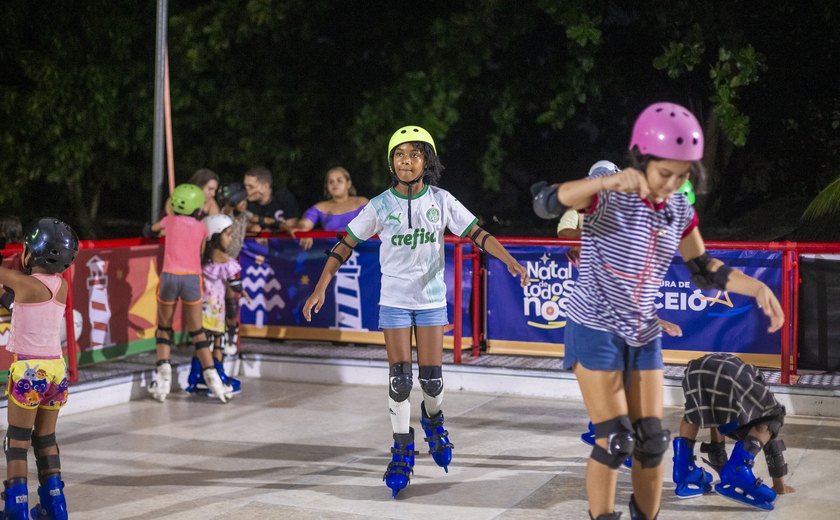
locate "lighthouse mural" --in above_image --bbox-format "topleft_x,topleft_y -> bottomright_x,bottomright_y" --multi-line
333,251 -> 366,330
86,255 -> 112,349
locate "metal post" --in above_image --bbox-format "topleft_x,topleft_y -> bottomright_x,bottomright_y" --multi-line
453,242 -> 463,364
151,0 -> 169,221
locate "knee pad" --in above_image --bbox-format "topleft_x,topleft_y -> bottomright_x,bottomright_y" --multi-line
633,417 -> 671,468
155,326 -> 174,346
4,425 -> 32,463
32,433 -> 61,479
225,297 -> 239,320
389,362 -> 413,402
764,438 -> 788,478
418,366 -> 443,397
591,416 -> 635,469
190,329 -> 212,350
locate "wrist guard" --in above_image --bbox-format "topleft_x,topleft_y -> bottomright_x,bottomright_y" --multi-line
685,252 -> 733,290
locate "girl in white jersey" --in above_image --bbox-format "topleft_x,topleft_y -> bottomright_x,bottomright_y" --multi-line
1,218 -> 78,519
303,125 -> 527,498
532,103 -> 785,520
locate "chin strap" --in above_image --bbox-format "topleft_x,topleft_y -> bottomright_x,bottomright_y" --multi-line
394,173 -> 425,229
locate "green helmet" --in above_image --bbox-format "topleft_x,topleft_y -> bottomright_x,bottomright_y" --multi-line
171,183 -> 205,215
387,125 -> 437,172
677,179 -> 695,205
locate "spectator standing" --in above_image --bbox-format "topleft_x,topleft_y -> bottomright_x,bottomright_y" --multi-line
291,166 -> 369,250
243,166 -> 300,233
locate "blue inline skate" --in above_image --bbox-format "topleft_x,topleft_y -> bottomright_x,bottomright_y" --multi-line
2,478 -> 28,520
383,428 -> 418,498
714,439 -> 776,510
581,421 -> 632,469
29,474 -> 67,520
419,402 -> 453,472
672,437 -> 712,498
186,357 -> 240,396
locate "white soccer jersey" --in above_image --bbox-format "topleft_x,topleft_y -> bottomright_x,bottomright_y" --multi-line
346,185 -> 478,310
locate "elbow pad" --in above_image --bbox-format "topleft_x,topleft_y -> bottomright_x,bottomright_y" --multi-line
531,181 -> 568,220
468,226 -> 490,253
324,233 -> 355,265
685,252 -> 733,290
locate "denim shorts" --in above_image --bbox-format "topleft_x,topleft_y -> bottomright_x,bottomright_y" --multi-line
562,319 -> 664,371
379,305 -> 449,329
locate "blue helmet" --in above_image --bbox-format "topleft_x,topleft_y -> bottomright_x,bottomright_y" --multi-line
23,217 -> 79,274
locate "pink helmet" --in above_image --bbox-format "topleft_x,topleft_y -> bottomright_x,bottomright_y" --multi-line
629,102 -> 704,161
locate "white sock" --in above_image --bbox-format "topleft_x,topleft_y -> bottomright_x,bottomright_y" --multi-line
422,387 -> 444,417
389,397 -> 411,434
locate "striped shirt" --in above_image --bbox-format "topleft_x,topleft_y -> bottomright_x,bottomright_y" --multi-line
566,162 -> 698,346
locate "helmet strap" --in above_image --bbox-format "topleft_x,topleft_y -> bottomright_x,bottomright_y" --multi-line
393,173 -> 425,229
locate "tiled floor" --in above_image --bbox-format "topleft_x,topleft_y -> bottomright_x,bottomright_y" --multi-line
19,377 -> 840,519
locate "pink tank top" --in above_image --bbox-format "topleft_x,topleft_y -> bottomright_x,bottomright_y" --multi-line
7,273 -> 66,358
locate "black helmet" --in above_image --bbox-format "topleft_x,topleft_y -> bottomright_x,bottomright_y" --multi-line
23,218 -> 79,274
217,182 -> 247,207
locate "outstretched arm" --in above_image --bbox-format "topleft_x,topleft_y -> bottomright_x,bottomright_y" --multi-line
465,224 -> 527,287
679,228 -> 784,332
302,233 -> 358,321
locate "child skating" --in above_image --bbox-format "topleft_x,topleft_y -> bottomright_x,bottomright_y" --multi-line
532,102 -> 784,519
303,125 -> 528,498
147,183 -> 232,403
672,352 -> 794,510
185,213 -> 242,397
1,217 -> 78,519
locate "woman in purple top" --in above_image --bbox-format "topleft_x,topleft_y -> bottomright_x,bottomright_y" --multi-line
292,166 -> 368,250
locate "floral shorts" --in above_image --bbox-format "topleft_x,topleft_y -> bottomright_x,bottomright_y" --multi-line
6,357 -> 69,410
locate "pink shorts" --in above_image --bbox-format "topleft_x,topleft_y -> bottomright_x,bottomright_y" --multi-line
5,357 -> 69,410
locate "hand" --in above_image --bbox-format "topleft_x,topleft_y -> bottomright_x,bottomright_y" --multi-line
141,222 -> 157,238
658,318 -> 683,337
566,246 -> 581,266
507,261 -> 529,287
302,288 -> 326,322
772,477 -> 795,494
756,284 -> 784,333
601,168 -> 650,200
298,237 -> 314,251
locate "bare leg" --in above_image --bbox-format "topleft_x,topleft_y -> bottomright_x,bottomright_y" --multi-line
383,328 -> 412,365
156,302 -> 175,361
680,420 -> 700,439
33,408 -> 61,481
5,405 -> 37,479
627,369 -> 665,520
415,325 -> 444,366
574,364 -> 627,517
183,302 -> 212,368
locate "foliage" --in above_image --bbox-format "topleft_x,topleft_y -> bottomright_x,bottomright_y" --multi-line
0,1 -> 838,238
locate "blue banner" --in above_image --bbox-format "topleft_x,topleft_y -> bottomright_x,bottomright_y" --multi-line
486,246 -> 782,355
239,237 -> 472,335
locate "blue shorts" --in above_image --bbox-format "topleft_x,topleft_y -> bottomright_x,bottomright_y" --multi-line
379,305 -> 449,329
563,319 -> 663,372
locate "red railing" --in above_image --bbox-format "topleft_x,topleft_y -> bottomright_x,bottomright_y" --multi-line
4,233 -> 840,384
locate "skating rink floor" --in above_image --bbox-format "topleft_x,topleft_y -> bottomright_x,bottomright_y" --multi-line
21,375 -> 840,520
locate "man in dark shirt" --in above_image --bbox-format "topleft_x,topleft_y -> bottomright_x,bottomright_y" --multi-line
243,166 -> 300,233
